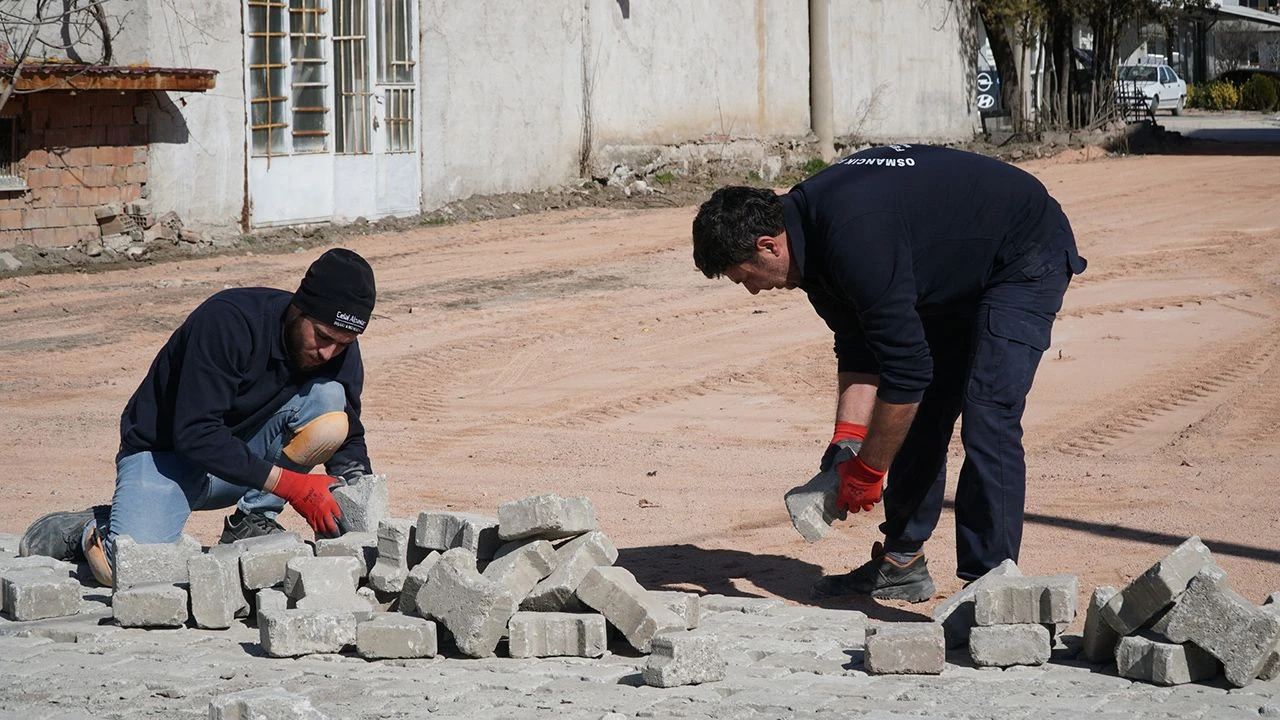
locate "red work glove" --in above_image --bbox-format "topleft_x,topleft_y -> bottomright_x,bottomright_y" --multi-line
269,468 -> 343,536
835,454 -> 886,514
820,422 -> 867,471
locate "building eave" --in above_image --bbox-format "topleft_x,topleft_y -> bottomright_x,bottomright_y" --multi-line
0,64 -> 217,92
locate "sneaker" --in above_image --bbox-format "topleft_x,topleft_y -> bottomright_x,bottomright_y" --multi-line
219,509 -> 284,544
811,541 -> 936,603
19,507 -> 100,561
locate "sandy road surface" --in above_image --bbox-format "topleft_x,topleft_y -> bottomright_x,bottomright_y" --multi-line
3,148 -> 1278,626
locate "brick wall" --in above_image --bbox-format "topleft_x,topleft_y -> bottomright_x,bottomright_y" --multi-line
0,91 -> 148,249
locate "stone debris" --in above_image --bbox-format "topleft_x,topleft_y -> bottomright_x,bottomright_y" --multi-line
209,687 -> 330,720
418,548 -> 518,658
523,530 -> 618,612
112,534 -> 202,590
1115,633 -> 1220,686
481,539 -> 557,601
864,622 -> 946,675
314,531 -> 378,579
415,511 -> 502,560
932,558 -> 1021,649
331,474 -> 389,533
1100,536 -> 1214,636
642,631 -> 727,687
576,566 -> 686,653
367,519 -> 417,593
1159,566 -> 1280,687
1081,585 -> 1122,663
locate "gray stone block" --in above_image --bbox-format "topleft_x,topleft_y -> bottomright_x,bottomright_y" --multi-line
356,612 -> 437,659
1161,566 -> 1280,686
415,511 -> 501,560
314,532 -> 378,579
482,539 -> 556,601
643,631 -> 727,687
397,551 -> 440,618
783,468 -> 843,543
1260,597 -> 1280,681
418,548 -> 517,658
258,608 -> 357,657
0,533 -> 19,555
283,556 -> 362,600
507,611 -> 607,658
2,569 -> 81,621
496,493 -> 596,541
1115,634 -> 1220,686
332,474 -> 389,534
575,566 -> 686,653
113,583 -> 189,628
367,519 -> 415,593
236,533 -> 313,590
1101,536 -> 1214,636
651,590 -> 700,630
1082,586 -> 1122,664
112,534 -> 202,590
257,588 -> 289,615
523,531 -> 618,612
864,623 -> 945,675
188,553 -> 247,629
932,559 -> 1020,649
209,686 -> 330,720
973,574 -> 1077,626
969,623 -> 1051,667
0,555 -> 77,575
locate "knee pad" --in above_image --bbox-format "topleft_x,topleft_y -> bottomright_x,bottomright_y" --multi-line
83,526 -> 113,588
282,411 -> 349,467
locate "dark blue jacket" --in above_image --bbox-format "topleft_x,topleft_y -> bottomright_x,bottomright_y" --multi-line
118,288 -> 370,488
783,144 -> 1086,404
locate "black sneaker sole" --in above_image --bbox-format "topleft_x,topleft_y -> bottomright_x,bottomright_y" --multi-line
869,577 -> 936,603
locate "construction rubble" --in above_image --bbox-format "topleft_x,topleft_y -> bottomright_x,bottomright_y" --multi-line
2,483 -> 1279,717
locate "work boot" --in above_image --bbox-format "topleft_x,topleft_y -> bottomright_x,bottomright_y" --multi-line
811,541 -> 936,603
219,509 -> 285,544
19,507 -> 102,561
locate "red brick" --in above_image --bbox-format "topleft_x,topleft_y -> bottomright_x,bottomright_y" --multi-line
60,146 -> 94,168
67,206 -> 95,226
44,208 -> 70,227
126,164 -> 147,184
91,146 -> 115,166
108,165 -> 126,184
0,209 -> 21,229
131,146 -> 147,164
22,209 -> 44,230
0,229 -> 24,249
112,146 -> 133,166
25,148 -> 49,168
29,186 -> 54,209
121,185 -> 141,203
97,185 -> 122,205
81,166 -> 111,187
54,187 -> 79,207
56,167 -> 84,189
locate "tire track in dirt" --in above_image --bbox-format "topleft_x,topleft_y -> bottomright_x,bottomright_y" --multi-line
1060,291 -> 1254,319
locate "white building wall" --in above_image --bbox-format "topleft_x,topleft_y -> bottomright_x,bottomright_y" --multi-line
419,1 -> 586,210
828,0 -> 979,143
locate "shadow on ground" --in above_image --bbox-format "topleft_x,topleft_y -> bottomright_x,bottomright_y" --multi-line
618,544 -> 931,623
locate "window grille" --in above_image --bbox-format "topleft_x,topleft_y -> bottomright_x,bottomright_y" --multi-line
334,0 -> 370,154
290,0 -> 329,153
0,117 -> 21,190
376,0 -> 414,84
248,0 -> 288,156
384,87 -> 413,152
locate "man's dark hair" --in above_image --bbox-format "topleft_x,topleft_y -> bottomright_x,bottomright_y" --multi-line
691,186 -> 785,278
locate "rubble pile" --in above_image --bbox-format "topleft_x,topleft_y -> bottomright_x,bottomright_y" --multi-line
81,201 -> 210,261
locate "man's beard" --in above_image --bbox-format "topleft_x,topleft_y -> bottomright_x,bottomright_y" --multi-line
284,313 -> 320,372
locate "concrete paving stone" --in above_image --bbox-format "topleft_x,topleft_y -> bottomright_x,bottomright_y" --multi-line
483,538 -> 557,600
294,590 -> 375,614
257,587 -> 289,615
112,582 -> 189,628
209,686 -> 330,719
313,532 -> 377,579
864,622 -> 946,675
111,534 -> 202,590
366,518 -> 414,593
0,554 -> 77,576
418,547 -> 517,658
523,530 -> 618,612
650,589 -> 701,630
1161,566 -> 1280,686
188,553 -> 247,629
784,466 -> 844,543
415,510 -> 502,560
283,556 -> 362,600
1102,536 -> 1215,636
643,631 -> 727,687
237,533 -> 314,590
933,559 -> 1021,649
698,594 -> 787,615
2,568 -> 81,621
331,473 -> 389,534
355,612 -> 437,659
396,551 -> 440,617
576,565 -> 687,653
258,608 -> 357,657
1082,585 -> 1122,664
974,574 -> 1078,626
497,493 -> 597,541
1259,596 -> 1280,681
508,610 -> 607,658
969,624 -> 1051,667
1115,634 -> 1221,686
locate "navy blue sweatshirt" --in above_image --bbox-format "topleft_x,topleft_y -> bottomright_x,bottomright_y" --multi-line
783,144 -> 1085,404
118,288 -> 370,489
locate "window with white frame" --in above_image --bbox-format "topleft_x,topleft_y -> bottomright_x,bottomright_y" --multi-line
247,0 -> 288,156
333,0 -> 370,154
377,0 -> 415,153
247,0 -> 332,157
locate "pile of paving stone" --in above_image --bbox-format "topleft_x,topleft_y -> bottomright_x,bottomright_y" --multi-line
0,478 -> 724,689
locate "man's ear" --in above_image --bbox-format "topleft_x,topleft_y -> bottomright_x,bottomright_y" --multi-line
755,235 -> 779,255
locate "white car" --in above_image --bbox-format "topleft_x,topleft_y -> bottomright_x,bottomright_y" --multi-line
1117,63 -> 1187,116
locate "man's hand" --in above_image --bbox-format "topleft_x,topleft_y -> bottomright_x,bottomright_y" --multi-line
267,468 -> 343,536
820,421 -> 867,471
835,455 -> 886,513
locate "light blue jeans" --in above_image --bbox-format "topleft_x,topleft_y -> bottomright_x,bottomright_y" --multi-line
96,379 -> 347,565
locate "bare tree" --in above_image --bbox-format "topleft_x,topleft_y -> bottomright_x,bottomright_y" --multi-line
1214,21 -> 1265,71
0,0 -> 120,111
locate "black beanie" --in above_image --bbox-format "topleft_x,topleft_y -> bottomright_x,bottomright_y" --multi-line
292,248 -> 376,333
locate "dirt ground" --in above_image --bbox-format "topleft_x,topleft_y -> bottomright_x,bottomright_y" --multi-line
3,143 -> 1278,631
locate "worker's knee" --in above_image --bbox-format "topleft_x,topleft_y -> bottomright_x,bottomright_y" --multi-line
282,411 -> 349,466
303,379 -> 348,414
